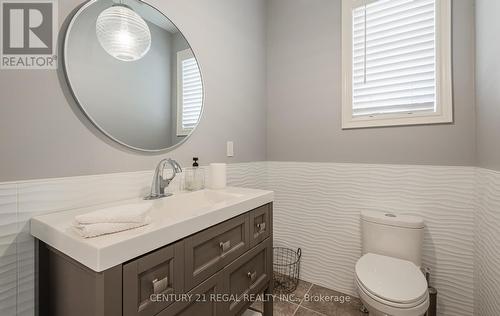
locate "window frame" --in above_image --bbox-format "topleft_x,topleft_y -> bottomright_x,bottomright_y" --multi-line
341,0 -> 453,129
176,48 -> 200,136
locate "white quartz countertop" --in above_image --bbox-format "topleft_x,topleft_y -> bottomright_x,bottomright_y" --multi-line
30,187 -> 274,272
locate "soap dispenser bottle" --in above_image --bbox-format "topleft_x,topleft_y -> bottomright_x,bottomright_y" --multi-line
185,157 -> 205,191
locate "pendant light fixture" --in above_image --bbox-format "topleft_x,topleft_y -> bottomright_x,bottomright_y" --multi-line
96,1 -> 151,62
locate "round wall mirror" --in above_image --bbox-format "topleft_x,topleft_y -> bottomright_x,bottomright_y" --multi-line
64,0 -> 204,152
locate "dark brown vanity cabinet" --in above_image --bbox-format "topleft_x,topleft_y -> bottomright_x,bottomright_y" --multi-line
223,240 -> 272,315
123,242 -> 185,316
184,213 -> 250,290
38,203 -> 273,316
158,273 -> 224,316
249,205 -> 271,247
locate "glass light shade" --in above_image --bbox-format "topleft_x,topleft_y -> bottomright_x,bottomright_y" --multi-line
96,5 -> 151,62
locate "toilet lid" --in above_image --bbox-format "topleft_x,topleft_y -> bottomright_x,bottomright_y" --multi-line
355,253 -> 428,304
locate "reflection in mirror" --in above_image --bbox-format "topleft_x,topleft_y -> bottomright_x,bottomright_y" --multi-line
96,4 -> 152,62
64,0 -> 203,151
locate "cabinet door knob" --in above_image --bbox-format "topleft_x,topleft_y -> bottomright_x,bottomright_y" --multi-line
219,240 -> 231,252
247,271 -> 257,282
152,276 -> 169,294
256,222 -> 266,232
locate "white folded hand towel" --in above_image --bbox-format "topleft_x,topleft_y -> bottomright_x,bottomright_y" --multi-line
74,202 -> 153,225
73,216 -> 152,238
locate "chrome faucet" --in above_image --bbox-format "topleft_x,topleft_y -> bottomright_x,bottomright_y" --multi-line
144,159 -> 183,200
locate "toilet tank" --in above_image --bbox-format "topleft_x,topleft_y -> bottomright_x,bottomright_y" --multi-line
361,210 -> 425,266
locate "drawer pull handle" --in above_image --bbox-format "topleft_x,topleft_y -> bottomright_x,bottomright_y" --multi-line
247,271 -> 257,282
256,222 -> 266,232
219,241 -> 231,252
152,276 -> 169,294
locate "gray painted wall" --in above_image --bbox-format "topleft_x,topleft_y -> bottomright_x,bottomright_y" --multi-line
266,0 -> 476,166
0,0 -> 268,182
476,0 -> 500,172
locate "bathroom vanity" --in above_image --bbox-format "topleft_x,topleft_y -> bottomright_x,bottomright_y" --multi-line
31,187 -> 274,316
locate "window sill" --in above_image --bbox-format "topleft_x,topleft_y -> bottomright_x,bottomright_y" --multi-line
341,112 -> 453,129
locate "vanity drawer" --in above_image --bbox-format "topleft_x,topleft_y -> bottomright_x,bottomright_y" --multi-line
123,242 -> 185,316
249,204 -> 272,247
222,238 -> 272,316
185,214 -> 250,291
158,273 -> 223,316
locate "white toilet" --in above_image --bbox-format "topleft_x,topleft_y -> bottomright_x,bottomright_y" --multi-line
355,211 -> 430,316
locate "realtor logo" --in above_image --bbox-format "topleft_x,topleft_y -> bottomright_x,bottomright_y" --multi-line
1,0 -> 57,69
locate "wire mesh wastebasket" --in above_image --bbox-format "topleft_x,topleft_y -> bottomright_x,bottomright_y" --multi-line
273,247 -> 302,293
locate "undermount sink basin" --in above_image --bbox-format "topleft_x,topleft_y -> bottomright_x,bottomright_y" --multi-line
30,186 -> 273,272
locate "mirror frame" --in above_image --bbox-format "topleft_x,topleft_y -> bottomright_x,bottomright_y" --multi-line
63,0 -> 205,152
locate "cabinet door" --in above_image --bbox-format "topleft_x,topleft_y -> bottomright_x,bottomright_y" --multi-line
158,273 -> 223,316
249,204 -> 272,247
185,214 -> 250,290
222,238 -> 272,316
123,242 -> 184,316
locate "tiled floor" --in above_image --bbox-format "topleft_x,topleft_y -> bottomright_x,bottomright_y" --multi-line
250,280 -> 366,316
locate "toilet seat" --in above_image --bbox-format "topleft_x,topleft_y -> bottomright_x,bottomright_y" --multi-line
356,278 -> 429,316
355,277 -> 428,309
355,253 -> 429,307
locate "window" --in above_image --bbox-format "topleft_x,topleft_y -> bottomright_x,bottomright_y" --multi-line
177,49 -> 203,136
341,0 -> 452,129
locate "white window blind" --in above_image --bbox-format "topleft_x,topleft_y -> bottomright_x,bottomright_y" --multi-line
352,0 -> 436,117
177,49 -> 202,136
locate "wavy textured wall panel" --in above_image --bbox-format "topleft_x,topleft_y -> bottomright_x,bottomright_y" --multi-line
265,162 -> 475,316
227,162 -> 268,189
0,184 -> 17,316
0,162 -> 493,316
475,168 -> 500,316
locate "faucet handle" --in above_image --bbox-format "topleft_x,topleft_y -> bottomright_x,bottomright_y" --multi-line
169,159 -> 183,173
144,158 -> 181,200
